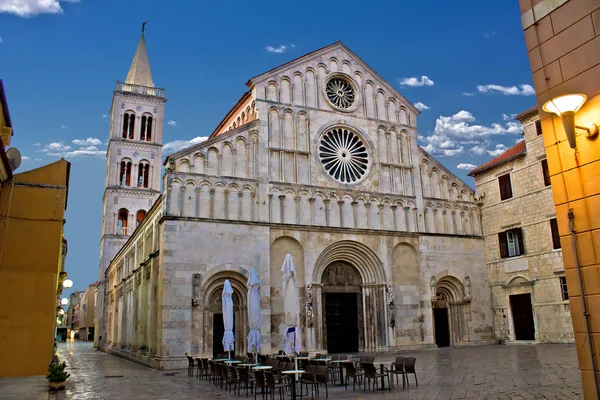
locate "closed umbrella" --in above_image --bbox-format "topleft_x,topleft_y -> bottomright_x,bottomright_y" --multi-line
222,280 -> 235,359
247,268 -> 261,364
281,254 -> 302,370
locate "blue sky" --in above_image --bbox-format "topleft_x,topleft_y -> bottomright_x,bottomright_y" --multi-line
0,0 -> 535,296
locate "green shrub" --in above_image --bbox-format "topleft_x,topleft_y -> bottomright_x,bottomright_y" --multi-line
46,362 -> 70,383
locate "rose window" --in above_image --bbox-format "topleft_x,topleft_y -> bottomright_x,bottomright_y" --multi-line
319,127 -> 369,183
325,76 -> 356,110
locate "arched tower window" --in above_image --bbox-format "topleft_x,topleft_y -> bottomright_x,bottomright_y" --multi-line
119,159 -> 132,187
117,208 -> 129,235
122,112 -> 135,139
141,114 -> 153,141
138,161 -> 150,188
136,210 -> 147,226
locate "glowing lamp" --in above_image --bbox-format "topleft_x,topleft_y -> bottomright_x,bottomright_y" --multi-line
542,94 -> 598,148
58,309 -> 65,315
62,278 -> 73,289
61,298 -> 69,306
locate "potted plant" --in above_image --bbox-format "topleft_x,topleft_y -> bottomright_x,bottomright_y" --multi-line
46,361 -> 70,391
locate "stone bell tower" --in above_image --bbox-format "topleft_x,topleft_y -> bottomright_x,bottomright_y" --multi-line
95,24 -> 166,347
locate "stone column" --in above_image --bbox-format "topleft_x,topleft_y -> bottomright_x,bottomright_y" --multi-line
238,191 -> 243,221
120,287 -> 128,348
250,193 -> 256,221
179,186 -> 186,217
209,188 -> 215,219
217,155 -> 223,176
224,190 -> 230,220
460,211 -> 466,235
391,205 -> 398,231
279,195 -> 285,223
404,207 -> 411,232
338,200 -> 344,227
365,202 -> 371,228
195,187 -> 201,217
139,267 -> 148,353
295,196 -> 300,224
165,184 -> 173,216
442,210 -> 448,234
351,201 -> 358,228
268,194 -> 273,222
378,204 -> 384,229
132,275 -> 140,351
147,261 -> 157,357
324,199 -> 330,227
309,198 -> 315,225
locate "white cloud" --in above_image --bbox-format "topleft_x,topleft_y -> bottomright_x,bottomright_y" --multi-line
40,141 -> 105,157
21,155 -> 29,160
34,158 -> 41,161
33,142 -> 40,146
470,145 -> 488,156
0,0 -> 80,17
102,114 -> 107,118
477,84 -> 535,96
482,31 -> 495,39
420,110 -> 521,157
266,45 -> 288,54
398,75 -> 434,87
414,102 -> 430,111
72,137 -> 101,146
462,92 -> 475,97
163,136 -> 209,155
289,43 -> 296,48
0,37 -> 3,44
167,120 -> 177,127
60,124 -> 67,129
457,163 -> 477,170
502,113 -> 517,121
487,144 -> 509,157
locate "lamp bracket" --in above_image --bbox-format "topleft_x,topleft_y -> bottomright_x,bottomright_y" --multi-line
575,123 -> 599,139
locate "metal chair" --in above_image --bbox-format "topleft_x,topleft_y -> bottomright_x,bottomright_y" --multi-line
404,357 -> 418,387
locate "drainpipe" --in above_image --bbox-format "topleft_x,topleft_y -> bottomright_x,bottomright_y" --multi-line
569,208 -> 600,399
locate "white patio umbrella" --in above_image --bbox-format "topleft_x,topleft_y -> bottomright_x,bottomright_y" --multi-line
281,254 -> 302,372
247,268 -> 261,365
222,279 -> 235,359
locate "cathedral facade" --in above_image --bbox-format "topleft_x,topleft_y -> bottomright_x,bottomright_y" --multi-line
96,35 -> 495,369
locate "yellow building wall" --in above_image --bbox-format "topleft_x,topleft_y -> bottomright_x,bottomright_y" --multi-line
0,159 -> 70,377
519,1 -> 600,398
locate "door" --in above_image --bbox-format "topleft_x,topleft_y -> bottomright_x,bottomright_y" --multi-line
510,294 -> 535,340
212,313 -> 231,357
324,293 -> 359,353
433,308 -> 450,347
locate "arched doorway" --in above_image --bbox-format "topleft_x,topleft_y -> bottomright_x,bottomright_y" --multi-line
432,276 -> 470,347
197,272 -> 248,358
321,261 -> 363,353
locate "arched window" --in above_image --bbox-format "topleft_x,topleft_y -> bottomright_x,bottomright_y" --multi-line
140,114 -> 153,141
136,210 -> 147,226
117,208 -> 129,235
122,112 -> 135,139
119,159 -> 132,186
138,161 -> 150,188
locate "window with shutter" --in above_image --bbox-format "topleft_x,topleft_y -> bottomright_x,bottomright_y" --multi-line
535,119 -> 543,136
498,173 -> 513,200
550,218 -> 561,249
498,232 -> 508,258
541,159 -> 551,187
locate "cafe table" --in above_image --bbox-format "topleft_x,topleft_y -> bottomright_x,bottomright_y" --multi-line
372,361 -> 392,391
224,360 -> 241,364
252,365 -> 272,370
282,370 -> 304,400
330,359 -> 351,386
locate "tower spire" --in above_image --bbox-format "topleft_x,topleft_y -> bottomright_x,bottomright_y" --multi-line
124,23 -> 154,88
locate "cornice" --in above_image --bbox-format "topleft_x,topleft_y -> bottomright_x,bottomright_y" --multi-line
103,186 -> 161,201
108,139 -> 163,149
116,92 -> 167,105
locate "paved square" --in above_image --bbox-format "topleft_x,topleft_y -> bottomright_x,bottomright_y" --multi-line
0,341 -> 582,399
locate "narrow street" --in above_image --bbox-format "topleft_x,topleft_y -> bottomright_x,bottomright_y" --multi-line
0,341 -> 582,399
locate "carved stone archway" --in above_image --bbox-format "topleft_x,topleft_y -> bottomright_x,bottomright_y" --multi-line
320,261 -> 365,352
311,241 -> 388,352
431,275 -> 471,346
193,271 -> 248,357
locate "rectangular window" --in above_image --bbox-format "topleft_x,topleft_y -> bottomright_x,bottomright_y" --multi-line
560,276 -> 569,301
535,119 -> 542,136
498,227 -> 524,258
498,173 -> 513,200
541,159 -> 551,187
550,218 -> 561,249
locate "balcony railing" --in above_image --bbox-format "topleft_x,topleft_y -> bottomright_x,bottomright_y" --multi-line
115,81 -> 165,98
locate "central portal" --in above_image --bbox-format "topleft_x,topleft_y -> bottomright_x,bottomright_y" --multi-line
321,261 -> 364,353
325,293 -> 359,353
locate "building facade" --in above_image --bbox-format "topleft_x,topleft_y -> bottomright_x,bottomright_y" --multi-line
79,283 -> 97,341
470,107 -> 573,344
97,39 -> 495,369
67,291 -> 83,339
0,158 -> 71,376
517,1 -> 600,397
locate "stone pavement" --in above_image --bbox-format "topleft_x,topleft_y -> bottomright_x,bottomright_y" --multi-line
0,341 -> 582,400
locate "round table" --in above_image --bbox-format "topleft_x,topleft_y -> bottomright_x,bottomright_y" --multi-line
282,370 -> 305,400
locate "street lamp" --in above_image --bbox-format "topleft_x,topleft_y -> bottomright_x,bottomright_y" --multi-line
543,94 -> 598,148
62,278 -> 73,289
58,308 -> 65,315
61,298 -> 69,306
